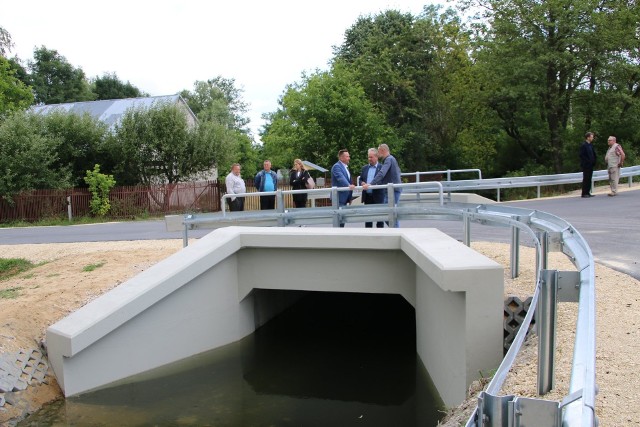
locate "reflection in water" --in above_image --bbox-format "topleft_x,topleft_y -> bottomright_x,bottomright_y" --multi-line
20,291 -> 445,426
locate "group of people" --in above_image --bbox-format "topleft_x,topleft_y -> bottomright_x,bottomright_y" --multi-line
224,144 -> 402,227
580,132 -> 626,198
330,144 -> 401,227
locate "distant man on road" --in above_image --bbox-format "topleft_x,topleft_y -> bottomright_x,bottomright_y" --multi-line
225,163 -> 246,211
604,136 -> 625,197
579,132 -> 596,198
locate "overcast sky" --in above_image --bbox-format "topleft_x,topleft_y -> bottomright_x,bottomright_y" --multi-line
3,0 -> 432,141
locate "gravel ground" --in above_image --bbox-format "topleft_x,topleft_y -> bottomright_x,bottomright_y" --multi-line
0,238 -> 638,426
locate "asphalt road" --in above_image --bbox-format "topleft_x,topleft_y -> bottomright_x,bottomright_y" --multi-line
1,188 -> 638,279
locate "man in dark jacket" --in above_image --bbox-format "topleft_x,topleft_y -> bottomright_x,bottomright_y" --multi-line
579,132 -> 597,198
359,148 -> 385,228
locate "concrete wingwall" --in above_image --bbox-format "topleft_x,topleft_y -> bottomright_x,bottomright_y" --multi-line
46,227 -> 503,407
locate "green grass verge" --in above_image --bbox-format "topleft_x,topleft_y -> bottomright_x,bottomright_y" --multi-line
82,262 -> 106,272
0,287 -> 23,299
0,258 -> 35,281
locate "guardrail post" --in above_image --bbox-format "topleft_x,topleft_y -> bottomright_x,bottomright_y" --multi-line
497,188 -> 501,202
387,184 -> 397,227
331,187 -> 340,227
536,231 -> 549,272
510,219 -> 520,279
463,212 -> 471,247
276,190 -> 285,226
537,185 -> 541,199
538,269 -> 558,395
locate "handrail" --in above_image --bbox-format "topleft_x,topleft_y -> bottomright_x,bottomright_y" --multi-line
220,181 -> 445,215
401,168 -> 483,181
176,166 -> 640,426
175,189 -> 598,425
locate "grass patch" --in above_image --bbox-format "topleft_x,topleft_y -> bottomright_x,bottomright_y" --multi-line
82,262 -> 106,272
0,258 -> 36,281
0,287 -> 23,299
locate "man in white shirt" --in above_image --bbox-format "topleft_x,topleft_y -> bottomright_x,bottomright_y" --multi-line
225,163 -> 246,211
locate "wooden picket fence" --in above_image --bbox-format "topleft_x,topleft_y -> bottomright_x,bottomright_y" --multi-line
0,179 -> 330,223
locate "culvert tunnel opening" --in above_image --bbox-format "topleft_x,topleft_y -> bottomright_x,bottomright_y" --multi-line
243,289 -> 439,407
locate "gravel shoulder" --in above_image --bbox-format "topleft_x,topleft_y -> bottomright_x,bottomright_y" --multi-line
0,239 -> 638,426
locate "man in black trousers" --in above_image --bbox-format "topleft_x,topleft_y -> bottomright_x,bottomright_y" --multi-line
359,148 -> 385,228
579,132 -> 597,198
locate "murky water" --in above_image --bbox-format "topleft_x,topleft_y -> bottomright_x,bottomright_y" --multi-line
20,291 -> 445,426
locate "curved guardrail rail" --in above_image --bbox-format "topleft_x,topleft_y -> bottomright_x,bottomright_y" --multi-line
170,166 -> 640,425
171,194 -> 598,426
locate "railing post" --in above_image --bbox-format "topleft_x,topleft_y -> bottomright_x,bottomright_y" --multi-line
331,187 -> 340,227
463,212 -> 471,247
497,188 -> 501,202
66,196 -> 72,221
537,185 -> 541,199
276,190 -> 285,226
538,269 -> 558,395
510,219 -> 520,279
387,184 -> 396,227
536,231 -> 549,272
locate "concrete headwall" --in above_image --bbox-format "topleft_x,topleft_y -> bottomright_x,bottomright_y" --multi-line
46,227 -> 503,407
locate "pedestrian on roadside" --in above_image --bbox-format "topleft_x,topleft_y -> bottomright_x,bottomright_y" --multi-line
358,148 -> 384,228
254,160 -> 278,210
225,163 -> 246,211
604,136 -> 625,197
289,159 -> 311,208
579,132 -> 597,198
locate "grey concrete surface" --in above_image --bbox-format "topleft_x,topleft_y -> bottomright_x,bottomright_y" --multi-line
46,227 -> 503,407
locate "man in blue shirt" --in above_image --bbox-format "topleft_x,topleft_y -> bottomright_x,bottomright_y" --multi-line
359,148 -> 384,228
255,160 -> 278,210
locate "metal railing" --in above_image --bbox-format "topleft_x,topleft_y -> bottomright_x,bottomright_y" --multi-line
171,195 -> 597,426
438,165 -> 640,201
170,166 -> 640,426
401,168 -> 483,182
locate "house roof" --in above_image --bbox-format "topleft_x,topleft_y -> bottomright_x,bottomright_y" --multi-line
30,94 -> 197,128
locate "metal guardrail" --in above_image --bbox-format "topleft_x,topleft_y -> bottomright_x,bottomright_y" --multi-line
168,166 -> 640,426
440,165 -> 640,201
169,199 -> 597,426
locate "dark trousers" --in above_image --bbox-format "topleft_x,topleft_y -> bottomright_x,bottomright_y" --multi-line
363,192 -> 384,228
260,195 -> 276,210
581,168 -> 594,196
228,198 -> 244,211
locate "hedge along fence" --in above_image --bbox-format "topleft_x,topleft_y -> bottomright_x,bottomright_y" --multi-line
0,179 -> 323,223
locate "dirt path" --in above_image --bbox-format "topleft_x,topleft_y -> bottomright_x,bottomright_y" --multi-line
0,239 -> 638,425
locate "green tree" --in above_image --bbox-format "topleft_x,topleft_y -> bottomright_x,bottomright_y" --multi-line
261,65 -> 399,173
0,56 -> 34,116
112,102 -> 233,185
461,0 -> 640,174
180,77 -> 250,130
333,9 -> 440,171
0,26 -> 12,57
91,72 -> 145,100
0,112 -> 70,203
27,46 -> 94,104
42,111 -> 110,186
181,77 -> 259,177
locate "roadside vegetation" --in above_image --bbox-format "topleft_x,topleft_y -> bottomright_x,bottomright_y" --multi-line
0,258 -> 35,281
